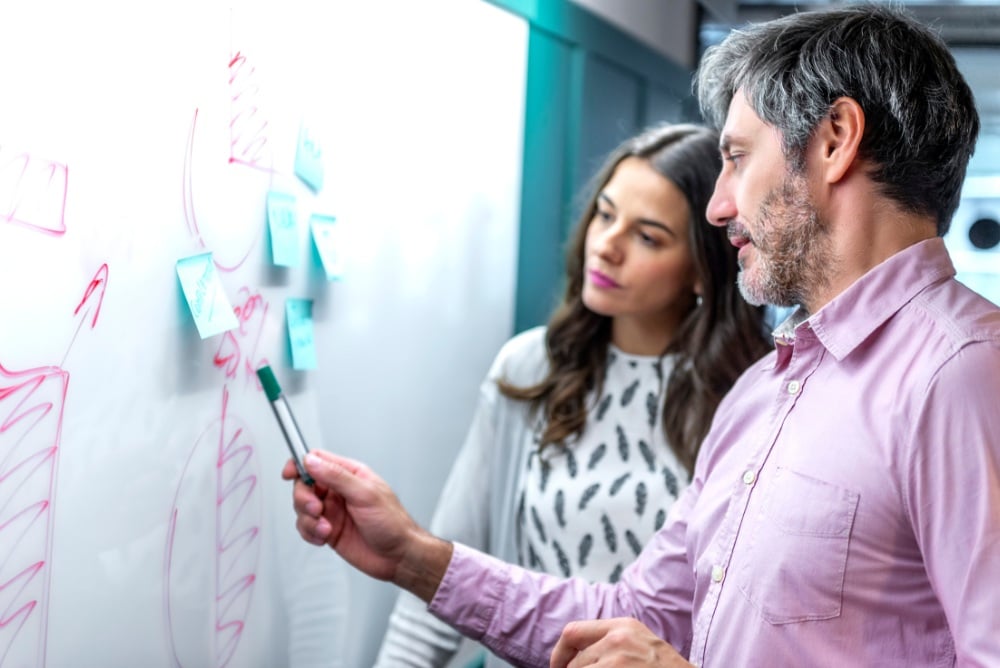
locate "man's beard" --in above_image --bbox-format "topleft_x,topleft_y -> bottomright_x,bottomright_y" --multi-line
735,173 -> 832,309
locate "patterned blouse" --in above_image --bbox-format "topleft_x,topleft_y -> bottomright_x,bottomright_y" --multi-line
515,345 -> 688,583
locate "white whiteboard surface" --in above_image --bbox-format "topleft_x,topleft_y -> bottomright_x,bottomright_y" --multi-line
0,2 -> 526,666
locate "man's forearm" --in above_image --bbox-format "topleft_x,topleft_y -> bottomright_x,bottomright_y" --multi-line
393,530 -> 454,603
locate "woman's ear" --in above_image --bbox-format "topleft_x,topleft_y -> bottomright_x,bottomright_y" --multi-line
813,96 -> 865,184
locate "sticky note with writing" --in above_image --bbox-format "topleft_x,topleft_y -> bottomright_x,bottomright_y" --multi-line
286,298 -> 317,370
176,252 -> 239,338
294,122 -> 324,193
267,191 -> 299,267
310,213 -> 343,281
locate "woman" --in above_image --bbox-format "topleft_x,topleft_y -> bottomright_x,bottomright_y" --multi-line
375,123 -> 770,667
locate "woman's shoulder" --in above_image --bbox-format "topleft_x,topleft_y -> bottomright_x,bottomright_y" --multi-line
488,325 -> 549,385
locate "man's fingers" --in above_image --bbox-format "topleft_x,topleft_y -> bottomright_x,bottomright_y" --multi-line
550,620 -> 603,668
280,458 -> 299,480
295,512 -> 331,545
303,451 -> 375,502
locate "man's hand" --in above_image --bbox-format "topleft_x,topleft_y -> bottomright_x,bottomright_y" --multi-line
550,618 -> 692,667
282,450 -> 452,601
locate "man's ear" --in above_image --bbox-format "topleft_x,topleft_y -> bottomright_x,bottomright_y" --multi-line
813,96 -> 865,184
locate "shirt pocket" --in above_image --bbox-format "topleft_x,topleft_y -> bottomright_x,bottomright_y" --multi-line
736,466 -> 859,624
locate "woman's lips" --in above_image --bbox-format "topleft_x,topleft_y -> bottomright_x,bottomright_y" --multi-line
588,269 -> 620,289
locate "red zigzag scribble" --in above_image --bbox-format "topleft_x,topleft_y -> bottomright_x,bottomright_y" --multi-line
0,363 -> 67,668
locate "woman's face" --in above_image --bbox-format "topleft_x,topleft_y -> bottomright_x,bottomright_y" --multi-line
582,156 -> 701,354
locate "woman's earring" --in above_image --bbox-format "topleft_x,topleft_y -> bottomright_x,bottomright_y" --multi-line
696,294 -> 703,308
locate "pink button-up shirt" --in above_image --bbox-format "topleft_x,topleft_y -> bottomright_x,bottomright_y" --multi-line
429,238 -> 1000,667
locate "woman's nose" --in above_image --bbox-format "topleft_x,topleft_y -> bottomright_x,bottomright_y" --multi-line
594,222 -> 625,262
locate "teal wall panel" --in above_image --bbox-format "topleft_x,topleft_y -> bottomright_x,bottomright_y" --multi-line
496,0 -> 698,333
515,27 -> 574,331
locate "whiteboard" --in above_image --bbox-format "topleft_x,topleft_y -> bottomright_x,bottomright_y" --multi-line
0,1 -> 526,666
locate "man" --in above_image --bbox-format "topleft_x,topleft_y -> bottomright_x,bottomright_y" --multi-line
287,5 -> 1000,666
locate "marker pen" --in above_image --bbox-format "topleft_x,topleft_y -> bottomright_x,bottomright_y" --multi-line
256,365 -> 315,485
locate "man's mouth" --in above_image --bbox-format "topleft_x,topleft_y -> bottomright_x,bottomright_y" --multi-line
727,221 -> 753,249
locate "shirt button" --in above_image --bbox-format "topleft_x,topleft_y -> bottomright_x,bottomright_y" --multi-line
711,565 -> 725,582
787,379 -> 801,394
742,470 -> 756,485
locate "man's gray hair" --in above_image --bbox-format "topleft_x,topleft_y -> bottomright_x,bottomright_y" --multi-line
695,3 -> 979,235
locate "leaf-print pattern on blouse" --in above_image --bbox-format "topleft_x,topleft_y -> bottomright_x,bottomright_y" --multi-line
646,391 -> 658,428
621,378 -> 639,406
528,543 -> 546,572
566,448 -> 578,478
539,458 -> 551,492
616,424 -> 629,461
601,513 -> 617,553
638,439 -> 656,472
588,443 -> 607,470
578,482 -> 601,510
531,506 -> 547,544
662,466 -> 679,498
555,490 -> 566,528
553,540 -> 571,577
635,481 -> 647,516
625,529 -> 643,556
595,393 -> 613,421
578,533 -> 593,568
516,344 -> 687,586
609,563 -> 624,584
609,472 -> 631,496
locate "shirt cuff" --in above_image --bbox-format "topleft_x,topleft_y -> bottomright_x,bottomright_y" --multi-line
427,542 -> 506,641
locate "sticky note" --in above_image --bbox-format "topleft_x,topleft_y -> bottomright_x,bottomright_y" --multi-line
176,253 -> 239,339
310,214 -> 343,281
267,191 -> 299,267
294,123 -> 324,193
286,298 -> 317,370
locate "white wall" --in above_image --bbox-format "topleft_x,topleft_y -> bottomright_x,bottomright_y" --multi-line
0,1 -> 526,666
310,1 -> 527,665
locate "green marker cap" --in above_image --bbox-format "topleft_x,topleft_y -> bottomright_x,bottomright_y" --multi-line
256,365 -> 282,402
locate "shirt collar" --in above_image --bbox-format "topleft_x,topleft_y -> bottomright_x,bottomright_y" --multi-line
799,237 -> 956,361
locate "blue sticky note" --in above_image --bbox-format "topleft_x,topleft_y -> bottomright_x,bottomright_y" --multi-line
267,191 -> 299,267
176,253 -> 239,339
286,298 -> 318,370
294,123 -> 324,193
310,214 -> 343,281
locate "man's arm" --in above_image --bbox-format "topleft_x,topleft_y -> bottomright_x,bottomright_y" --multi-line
286,449 -> 698,666
286,450 -> 452,601
906,340 -> 1000,665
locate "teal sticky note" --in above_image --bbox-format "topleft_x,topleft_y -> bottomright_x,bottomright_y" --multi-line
176,253 -> 239,339
286,298 -> 317,370
267,191 -> 299,267
294,123 -> 324,193
310,214 -> 343,281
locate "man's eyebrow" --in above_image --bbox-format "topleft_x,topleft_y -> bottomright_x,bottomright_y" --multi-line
719,134 -> 745,154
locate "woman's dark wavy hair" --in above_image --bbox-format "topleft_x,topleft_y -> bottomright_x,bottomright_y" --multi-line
498,123 -> 771,476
